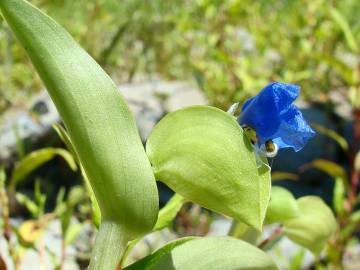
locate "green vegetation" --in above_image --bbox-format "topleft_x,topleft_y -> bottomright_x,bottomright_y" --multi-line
1,0 -> 360,112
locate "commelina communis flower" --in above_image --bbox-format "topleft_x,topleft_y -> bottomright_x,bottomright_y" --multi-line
236,82 -> 316,157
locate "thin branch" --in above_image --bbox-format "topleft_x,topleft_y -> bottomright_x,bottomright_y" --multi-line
257,226 -> 283,249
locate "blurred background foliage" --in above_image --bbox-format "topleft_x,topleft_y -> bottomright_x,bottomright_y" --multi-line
1,0 -> 359,112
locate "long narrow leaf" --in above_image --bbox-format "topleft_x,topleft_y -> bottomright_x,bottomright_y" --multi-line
9,147 -> 76,189
330,8 -> 359,53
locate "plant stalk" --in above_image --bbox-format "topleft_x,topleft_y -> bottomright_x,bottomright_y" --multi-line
228,220 -> 259,244
349,109 -> 360,204
89,221 -> 129,270
257,226 -> 283,250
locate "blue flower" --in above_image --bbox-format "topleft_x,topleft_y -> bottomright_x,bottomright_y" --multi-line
237,82 -> 315,152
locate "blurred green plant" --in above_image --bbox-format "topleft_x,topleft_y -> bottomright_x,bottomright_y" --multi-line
0,146 -> 84,270
1,0 -> 360,112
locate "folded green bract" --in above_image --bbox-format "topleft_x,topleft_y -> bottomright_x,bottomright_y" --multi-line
146,106 -> 271,230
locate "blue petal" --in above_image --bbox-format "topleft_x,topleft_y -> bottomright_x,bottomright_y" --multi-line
272,105 -> 316,151
237,82 -> 315,151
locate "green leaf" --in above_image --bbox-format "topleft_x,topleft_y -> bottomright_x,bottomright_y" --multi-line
284,196 -> 336,254
0,1 -> 159,267
53,123 -> 101,228
80,165 -> 101,228
330,7 -> 359,54
16,192 -> 39,217
52,124 -> 79,163
349,86 -> 360,109
265,187 -> 299,224
354,151 -> 360,172
333,177 -> 346,215
67,186 -> 85,207
0,168 -> 5,186
0,0 -> 158,230
9,147 -> 77,189
125,237 -> 195,270
124,237 -> 278,270
341,210 -> 360,238
289,249 -> 305,270
55,188 -> 66,209
350,210 -> 360,224
303,159 -> 347,182
271,171 -> 299,181
312,123 -> 349,152
146,106 -> 271,230
34,180 -> 46,216
64,223 -> 84,246
58,186 -> 86,233
154,193 -> 186,231
60,210 -> 72,236
317,54 -> 355,85
303,159 -> 349,195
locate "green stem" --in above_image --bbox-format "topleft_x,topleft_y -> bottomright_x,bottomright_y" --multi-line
228,220 -> 259,245
89,221 -> 129,270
